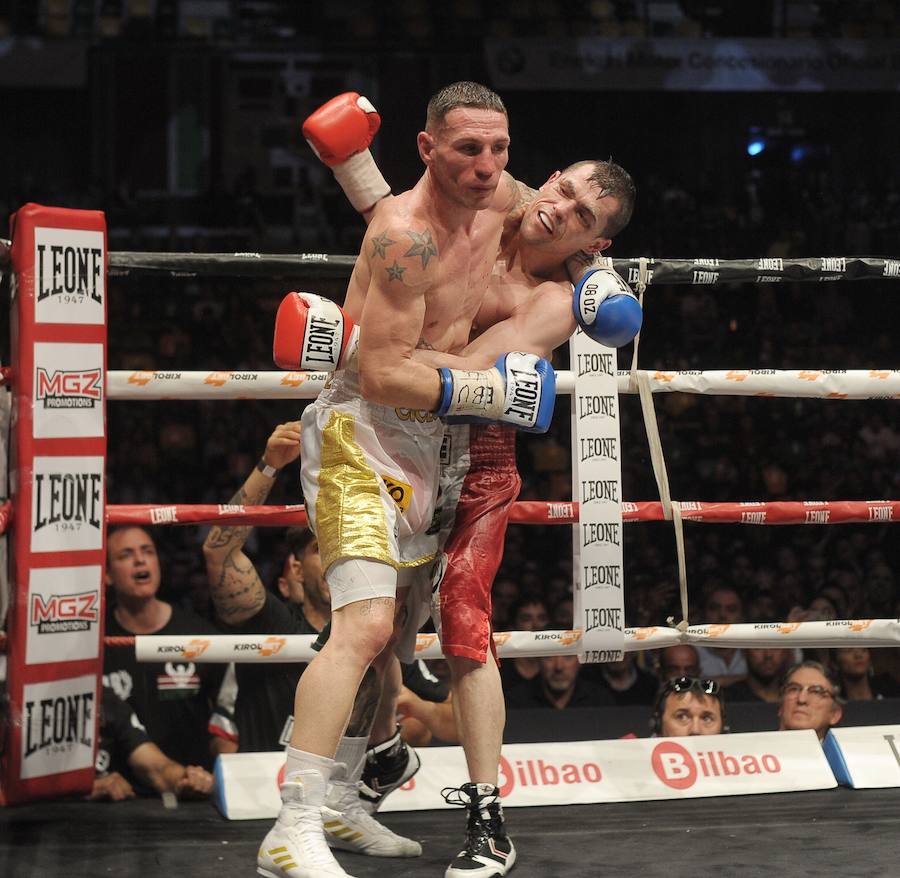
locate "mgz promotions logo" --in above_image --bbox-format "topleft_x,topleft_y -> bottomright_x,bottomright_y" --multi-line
30,589 -> 99,634
35,367 -> 102,409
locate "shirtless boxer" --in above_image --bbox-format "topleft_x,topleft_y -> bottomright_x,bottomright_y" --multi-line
258,82 -> 562,878
276,90 -> 637,878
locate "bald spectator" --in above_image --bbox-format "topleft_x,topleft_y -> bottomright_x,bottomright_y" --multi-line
778,661 -> 843,741
727,648 -> 792,703
651,677 -> 726,737
695,586 -> 748,682
657,645 -> 701,684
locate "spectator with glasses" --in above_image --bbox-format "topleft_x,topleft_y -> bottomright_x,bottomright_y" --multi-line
650,677 -> 726,737
777,660 -> 844,741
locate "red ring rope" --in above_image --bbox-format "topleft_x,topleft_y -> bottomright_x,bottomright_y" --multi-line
105,499 -> 900,528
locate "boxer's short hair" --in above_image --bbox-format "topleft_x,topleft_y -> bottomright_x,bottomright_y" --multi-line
426,81 -> 507,131
564,159 -> 636,237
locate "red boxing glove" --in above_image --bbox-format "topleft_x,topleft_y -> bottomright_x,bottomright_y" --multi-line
302,92 -> 390,213
273,292 -> 357,372
302,92 -> 380,167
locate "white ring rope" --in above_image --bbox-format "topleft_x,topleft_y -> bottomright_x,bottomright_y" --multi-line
130,618 -> 900,664
105,368 -> 900,400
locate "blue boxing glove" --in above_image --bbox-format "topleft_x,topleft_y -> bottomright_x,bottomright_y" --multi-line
435,352 -> 556,433
573,267 -> 643,347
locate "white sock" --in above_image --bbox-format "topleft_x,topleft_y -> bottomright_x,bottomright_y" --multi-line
285,746 -> 335,786
333,736 -> 369,782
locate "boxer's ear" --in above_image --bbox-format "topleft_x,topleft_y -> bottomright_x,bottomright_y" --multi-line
540,170 -> 562,189
418,131 -> 435,165
585,236 -> 612,254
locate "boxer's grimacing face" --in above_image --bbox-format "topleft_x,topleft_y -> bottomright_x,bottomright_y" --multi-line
520,165 -> 618,255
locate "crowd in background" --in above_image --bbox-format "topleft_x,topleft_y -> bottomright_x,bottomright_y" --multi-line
3,0 -> 899,43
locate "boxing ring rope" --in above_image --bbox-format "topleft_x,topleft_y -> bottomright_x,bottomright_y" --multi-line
4,620 -> 900,660
103,361 -> 900,637
103,499 -> 900,528
98,250 -> 900,285
3,246 -> 900,663
105,368 -> 900,400
3,486 -> 896,658
5,496 -> 896,532
3,243 -> 898,283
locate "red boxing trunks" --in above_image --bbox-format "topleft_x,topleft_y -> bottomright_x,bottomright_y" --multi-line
436,423 -> 520,663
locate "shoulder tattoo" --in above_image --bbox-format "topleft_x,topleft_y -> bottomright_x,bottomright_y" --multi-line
403,229 -> 438,269
386,260 -> 406,281
373,226 -> 439,282
371,230 -> 396,260
514,179 -> 536,210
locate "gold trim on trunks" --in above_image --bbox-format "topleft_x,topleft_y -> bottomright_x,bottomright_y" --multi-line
315,411 -> 393,572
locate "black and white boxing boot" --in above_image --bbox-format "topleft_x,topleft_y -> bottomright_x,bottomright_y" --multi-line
443,782 -> 516,878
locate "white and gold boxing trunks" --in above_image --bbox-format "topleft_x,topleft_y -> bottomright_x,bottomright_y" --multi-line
300,366 -> 444,588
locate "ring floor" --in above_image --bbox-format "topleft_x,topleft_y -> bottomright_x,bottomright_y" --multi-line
1,787 -> 896,878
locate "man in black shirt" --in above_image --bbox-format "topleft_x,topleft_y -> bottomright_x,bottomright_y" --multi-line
585,653 -> 659,707
91,685 -> 214,801
506,654 -> 614,710
104,525 -> 226,770
207,526 -> 325,753
202,421 -> 420,859
726,647 -> 791,703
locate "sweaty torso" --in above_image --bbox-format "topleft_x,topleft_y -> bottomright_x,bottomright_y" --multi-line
344,180 -> 512,354
470,260 -> 535,339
